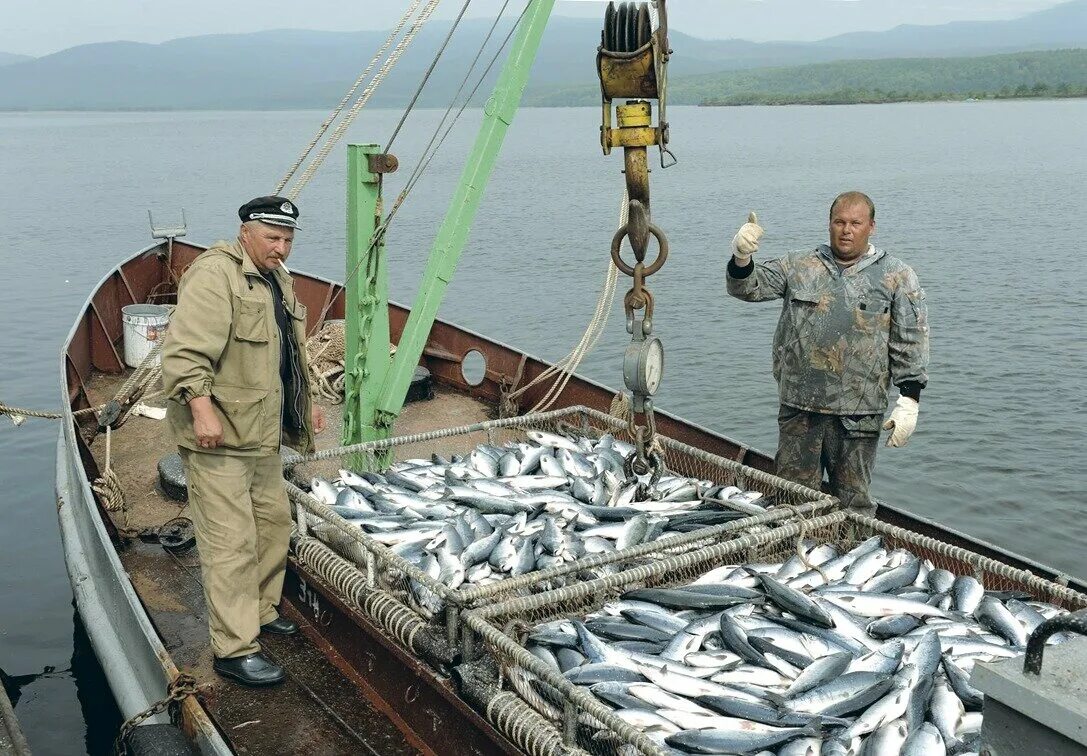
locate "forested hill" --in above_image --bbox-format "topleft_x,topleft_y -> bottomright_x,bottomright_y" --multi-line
699,49 -> 1087,106
529,49 -> 1087,106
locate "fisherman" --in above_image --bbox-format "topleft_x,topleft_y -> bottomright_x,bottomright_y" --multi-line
162,196 -> 326,686
725,192 -> 929,515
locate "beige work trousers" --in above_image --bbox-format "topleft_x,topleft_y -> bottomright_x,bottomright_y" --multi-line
180,450 -> 292,659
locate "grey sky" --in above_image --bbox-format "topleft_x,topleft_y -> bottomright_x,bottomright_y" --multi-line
1,0 -> 1065,57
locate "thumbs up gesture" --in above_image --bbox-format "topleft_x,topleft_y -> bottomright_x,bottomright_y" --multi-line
730,211 -> 764,265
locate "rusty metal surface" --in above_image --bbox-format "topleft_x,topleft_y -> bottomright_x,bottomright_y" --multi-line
116,507 -> 421,756
282,565 -> 522,756
368,153 -> 400,174
597,47 -> 657,100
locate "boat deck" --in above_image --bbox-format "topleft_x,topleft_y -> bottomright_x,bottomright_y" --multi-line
84,370 -> 492,755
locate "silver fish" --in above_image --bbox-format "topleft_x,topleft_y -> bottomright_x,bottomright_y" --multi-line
901,721 -> 945,755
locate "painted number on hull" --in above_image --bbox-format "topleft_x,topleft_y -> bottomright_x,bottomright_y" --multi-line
297,577 -> 321,620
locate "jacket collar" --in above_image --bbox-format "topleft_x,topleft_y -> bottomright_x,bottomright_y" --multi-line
816,243 -> 885,276
219,238 -> 292,288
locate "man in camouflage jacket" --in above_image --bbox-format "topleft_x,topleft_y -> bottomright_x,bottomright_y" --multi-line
726,192 -> 929,514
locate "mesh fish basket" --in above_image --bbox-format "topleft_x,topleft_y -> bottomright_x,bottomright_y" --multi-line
283,406 -> 838,652
459,511 -> 1087,756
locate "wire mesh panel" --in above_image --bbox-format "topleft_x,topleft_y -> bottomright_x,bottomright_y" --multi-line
460,511 -> 1087,756
283,406 -> 838,648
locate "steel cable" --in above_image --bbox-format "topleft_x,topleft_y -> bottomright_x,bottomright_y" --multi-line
284,0 -> 446,200
274,0 -> 425,195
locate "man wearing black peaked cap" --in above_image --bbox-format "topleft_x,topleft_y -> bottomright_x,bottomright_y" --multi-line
162,195 -> 326,686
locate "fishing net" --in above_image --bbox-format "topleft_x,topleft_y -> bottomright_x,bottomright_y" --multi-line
283,406 -> 837,654
460,511 -> 1087,756
304,319 -> 347,402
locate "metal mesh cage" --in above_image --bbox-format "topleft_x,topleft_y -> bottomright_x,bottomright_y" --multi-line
283,406 -> 838,649
460,511 -> 1087,756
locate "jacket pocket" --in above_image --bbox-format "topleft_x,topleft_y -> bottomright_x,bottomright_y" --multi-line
211,385 -> 267,450
781,289 -> 823,339
234,297 -> 269,343
288,300 -> 307,324
789,289 -> 821,306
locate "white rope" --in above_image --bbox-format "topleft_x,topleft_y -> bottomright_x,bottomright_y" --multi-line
506,190 -> 627,414
531,2 -> 660,416
285,0 -> 445,200
275,0 -> 425,195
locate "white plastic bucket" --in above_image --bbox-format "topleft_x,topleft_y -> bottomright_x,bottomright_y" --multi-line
121,304 -> 171,369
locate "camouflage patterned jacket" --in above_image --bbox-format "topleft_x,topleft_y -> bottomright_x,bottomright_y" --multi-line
727,244 -> 929,415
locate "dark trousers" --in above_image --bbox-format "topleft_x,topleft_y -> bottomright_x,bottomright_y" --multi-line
775,404 -> 880,516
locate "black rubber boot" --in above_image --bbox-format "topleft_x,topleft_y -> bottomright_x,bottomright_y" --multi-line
260,616 -> 299,636
212,652 -> 285,686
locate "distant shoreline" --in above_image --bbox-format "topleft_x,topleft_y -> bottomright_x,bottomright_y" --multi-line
702,89 -> 1087,107
3,94 -> 1087,114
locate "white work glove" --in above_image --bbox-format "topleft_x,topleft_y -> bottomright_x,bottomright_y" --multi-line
730,211 -> 764,266
883,395 -> 919,448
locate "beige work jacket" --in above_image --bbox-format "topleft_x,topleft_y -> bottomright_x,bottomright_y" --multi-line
162,239 -> 315,455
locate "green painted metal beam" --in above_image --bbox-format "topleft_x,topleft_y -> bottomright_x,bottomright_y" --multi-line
343,143 -> 392,460
374,0 -> 557,421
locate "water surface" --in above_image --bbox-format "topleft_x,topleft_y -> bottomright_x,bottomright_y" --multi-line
1,102 -> 1084,752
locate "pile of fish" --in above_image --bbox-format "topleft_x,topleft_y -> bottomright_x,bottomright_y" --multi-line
516,535 -> 1075,755
306,430 -> 771,608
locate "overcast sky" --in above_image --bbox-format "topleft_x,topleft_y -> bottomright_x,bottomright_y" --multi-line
1,0 -> 1066,57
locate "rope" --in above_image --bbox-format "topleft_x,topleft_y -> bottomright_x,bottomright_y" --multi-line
787,504 -> 829,584
284,0 -> 446,201
387,0 -> 524,216
3,392 -> 167,424
608,390 -> 633,439
384,0 -> 477,154
504,189 -> 626,414
274,0 -> 425,195
3,329 -> 167,425
305,320 -> 347,403
112,673 -> 199,756
91,426 -> 127,522
303,0 -> 530,338
1,403 -> 59,422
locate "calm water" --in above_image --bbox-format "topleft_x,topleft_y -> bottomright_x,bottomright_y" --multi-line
1,103 -> 1085,752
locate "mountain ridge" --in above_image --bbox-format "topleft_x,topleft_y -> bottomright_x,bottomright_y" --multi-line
0,1 -> 1084,110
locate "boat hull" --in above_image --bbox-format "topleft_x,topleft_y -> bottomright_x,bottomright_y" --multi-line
56,239 -> 1086,753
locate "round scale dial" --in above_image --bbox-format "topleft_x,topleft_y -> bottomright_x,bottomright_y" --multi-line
624,336 -> 664,396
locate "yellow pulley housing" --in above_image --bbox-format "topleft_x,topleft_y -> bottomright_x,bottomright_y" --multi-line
597,0 -> 671,158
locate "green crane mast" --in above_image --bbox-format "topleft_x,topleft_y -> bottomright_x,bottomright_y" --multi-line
342,0 -> 558,456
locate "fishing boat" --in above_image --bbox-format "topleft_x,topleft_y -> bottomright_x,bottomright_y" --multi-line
50,1 -> 1087,754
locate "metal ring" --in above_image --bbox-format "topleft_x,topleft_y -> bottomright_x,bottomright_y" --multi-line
611,222 -> 670,278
